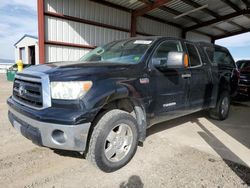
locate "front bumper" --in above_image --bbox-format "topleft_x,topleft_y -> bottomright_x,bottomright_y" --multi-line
8,107 -> 91,151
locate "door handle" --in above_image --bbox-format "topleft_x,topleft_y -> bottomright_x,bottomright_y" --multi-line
182,74 -> 191,79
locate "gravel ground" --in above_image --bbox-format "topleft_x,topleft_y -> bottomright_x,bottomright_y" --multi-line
0,74 -> 249,188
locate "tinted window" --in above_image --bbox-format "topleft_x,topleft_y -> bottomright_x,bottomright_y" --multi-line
153,40 -> 182,59
214,50 -> 234,66
186,43 -> 201,67
204,47 -> 214,63
237,61 -> 250,69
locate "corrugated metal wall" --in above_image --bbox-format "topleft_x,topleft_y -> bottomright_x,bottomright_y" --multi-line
45,0 -> 131,29
45,16 -> 129,62
137,17 -> 181,37
44,0 -> 131,62
186,31 -> 211,42
44,0 -> 209,63
44,0 -> 184,63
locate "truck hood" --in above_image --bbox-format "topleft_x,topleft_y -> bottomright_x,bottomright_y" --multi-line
23,61 -> 139,81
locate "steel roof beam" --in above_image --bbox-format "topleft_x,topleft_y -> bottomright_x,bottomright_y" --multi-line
140,0 -> 228,34
131,0 -> 174,37
134,0 -> 174,17
241,0 -> 250,8
186,9 -> 250,31
180,0 -> 219,18
221,0 -> 250,20
90,0 -> 182,28
221,0 -> 242,11
180,0 -> 246,30
91,0 -> 213,38
160,6 -> 201,23
138,0 -> 214,37
213,27 -> 250,40
139,0 -> 228,34
138,0 -> 201,24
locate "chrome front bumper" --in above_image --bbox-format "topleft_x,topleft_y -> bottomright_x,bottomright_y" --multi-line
8,107 -> 91,152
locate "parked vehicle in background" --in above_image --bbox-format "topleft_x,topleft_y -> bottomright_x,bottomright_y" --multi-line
7,37 -> 238,172
6,64 -> 31,81
236,60 -> 250,97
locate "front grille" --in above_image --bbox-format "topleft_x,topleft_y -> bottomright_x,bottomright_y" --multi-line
13,75 -> 43,108
239,78 -> 250,86
12,72 -> 51,109
239,73 -> 250,85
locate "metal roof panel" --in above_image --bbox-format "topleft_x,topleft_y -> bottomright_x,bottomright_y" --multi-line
105,0 -> 144,10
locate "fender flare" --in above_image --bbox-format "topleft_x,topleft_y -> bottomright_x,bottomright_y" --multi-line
86,84 -> 147,142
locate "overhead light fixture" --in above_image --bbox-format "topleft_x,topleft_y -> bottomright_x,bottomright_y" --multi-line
174,4 -> 208,19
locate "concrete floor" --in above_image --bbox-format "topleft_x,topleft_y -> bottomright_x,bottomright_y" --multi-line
0,74 -> 250,188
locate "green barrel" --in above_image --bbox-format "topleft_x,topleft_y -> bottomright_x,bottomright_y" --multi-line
6,69 -> 17,82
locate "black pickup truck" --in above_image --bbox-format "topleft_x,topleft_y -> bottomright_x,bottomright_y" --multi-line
7,37 -> 238,172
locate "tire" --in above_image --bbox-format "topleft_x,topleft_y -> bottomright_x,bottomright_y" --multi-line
87,109 -> 139,172
209,91 -> 230,120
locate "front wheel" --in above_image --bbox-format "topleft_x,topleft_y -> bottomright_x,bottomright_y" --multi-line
209,91 -> 230,120
87,109 -> 139,172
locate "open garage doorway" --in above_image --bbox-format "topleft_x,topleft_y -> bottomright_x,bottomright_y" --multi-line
28,45 -> 36,65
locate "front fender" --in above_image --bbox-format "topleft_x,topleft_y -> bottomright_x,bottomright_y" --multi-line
81,78 -> 148,142
83,79 -> 130,111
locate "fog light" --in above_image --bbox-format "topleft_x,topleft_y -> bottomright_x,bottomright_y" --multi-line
52,130 -> 66,144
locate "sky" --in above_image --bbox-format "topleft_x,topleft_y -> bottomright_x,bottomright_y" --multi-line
0,0 -> 37,60
0,0 -> 249,62
216,32 -> 250,62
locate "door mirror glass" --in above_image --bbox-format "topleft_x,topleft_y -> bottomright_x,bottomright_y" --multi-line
153,52 -> 188,71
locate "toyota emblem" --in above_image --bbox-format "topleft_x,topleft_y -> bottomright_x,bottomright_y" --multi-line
18,85 -> 26,96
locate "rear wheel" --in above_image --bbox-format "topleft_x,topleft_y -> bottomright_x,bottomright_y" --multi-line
87,109 -> 139,172
209,91 -> 230,120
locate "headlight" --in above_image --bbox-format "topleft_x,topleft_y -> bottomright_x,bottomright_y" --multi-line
50,81 -> 93,100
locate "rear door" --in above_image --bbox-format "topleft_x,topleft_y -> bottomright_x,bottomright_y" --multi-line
185,42 -> 212,110
213,47 -> 238,95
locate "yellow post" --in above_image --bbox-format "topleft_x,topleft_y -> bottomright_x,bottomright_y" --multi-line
16,60 -> 23,72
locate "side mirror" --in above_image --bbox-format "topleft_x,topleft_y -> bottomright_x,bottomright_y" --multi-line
153,52 -> 189,70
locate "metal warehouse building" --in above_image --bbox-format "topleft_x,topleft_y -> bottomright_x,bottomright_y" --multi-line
37,0 -> 250,64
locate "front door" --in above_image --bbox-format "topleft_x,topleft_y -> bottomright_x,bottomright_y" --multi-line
148,40 -> 190,125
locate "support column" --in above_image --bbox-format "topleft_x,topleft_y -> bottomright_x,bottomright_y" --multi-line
37,0 -> 45,64
130,11 -> 137,37
182,30 -> 187,39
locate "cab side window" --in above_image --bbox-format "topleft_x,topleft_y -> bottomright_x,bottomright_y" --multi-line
204,47 -> 215,64
152,40 -> 183,60
185,43 -> 201,67
214,50 -> 235,66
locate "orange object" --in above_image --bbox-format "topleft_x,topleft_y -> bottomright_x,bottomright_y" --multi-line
83,81 -> 93,91
184,54 -> 189,68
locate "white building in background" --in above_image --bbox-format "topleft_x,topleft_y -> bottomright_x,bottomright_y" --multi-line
14,35 -> 39,65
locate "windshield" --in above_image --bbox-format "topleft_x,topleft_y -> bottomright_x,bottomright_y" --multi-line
79,39 -> 154,64
237,61 -> 250,70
